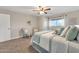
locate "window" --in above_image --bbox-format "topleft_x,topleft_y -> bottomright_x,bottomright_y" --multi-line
49,19 -> 64,27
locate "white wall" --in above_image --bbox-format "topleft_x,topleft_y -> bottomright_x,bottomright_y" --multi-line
10,13 -> 38,39
65,11 -> 79,26
37,16 -> 49,31
65,12 -> 78,26
0,9 -> 38,39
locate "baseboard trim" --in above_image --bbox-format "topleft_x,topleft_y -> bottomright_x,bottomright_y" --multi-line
11,35 -> 32,40
11,36 -> 23,40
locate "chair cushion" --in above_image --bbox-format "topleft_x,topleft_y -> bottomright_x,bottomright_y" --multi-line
66,26 -> 78,41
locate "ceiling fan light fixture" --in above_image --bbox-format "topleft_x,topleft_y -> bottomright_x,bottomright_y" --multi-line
39,11 -> 44,15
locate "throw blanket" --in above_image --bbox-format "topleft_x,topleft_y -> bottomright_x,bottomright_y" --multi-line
68,41 -> 79,53
32,31 -> 50,44
51,35 -> 68,53
39,31 -> 56,52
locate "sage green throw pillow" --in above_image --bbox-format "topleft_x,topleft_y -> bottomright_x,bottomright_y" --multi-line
77,32 -> 79,42
66,26 -> 78,41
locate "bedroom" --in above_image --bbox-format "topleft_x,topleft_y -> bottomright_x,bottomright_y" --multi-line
0,6 -> 79,53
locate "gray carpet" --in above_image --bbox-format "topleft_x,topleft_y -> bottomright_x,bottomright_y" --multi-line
0,37 -> 37,53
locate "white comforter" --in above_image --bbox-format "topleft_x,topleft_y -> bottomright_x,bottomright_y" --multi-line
32,30 -> 68,53
68,41 -> 79,53
39,31 -> 56,52
51,35 -> 68,53
32,31 -> 50,44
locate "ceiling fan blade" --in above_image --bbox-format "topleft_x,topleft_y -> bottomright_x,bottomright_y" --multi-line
32,9 -> 40,11
44,11 -> 47,14
45,8 -> 51,10
39,6 -> 42,8
45,12 -> 47,14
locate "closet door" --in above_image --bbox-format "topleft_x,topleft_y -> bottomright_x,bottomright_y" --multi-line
0,14 -> 10,42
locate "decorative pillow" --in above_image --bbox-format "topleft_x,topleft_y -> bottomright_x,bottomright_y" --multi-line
53,29 -> 58,34
77,32 -> 79,42
60,26 -> 70,37
57,28 -> 64,35
66,26 -> 78,41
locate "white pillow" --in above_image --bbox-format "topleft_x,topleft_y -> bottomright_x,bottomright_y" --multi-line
60,26 -> 70,37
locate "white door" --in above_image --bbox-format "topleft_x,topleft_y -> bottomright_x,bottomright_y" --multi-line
0,14 -> 10,42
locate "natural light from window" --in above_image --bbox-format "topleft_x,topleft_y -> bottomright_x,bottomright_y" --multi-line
49,19 -> 64,27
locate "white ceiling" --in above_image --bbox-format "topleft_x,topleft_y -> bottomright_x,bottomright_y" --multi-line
0,6 -> 79,16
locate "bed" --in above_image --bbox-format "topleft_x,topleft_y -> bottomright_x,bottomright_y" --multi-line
32,31 -> 56,52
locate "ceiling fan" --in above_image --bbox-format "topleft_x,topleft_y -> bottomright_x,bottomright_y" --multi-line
32,6 -> 51,14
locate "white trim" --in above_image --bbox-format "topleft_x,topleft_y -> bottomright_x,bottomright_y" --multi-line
11,36 -> 23,40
